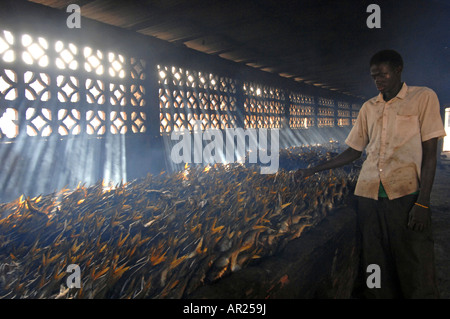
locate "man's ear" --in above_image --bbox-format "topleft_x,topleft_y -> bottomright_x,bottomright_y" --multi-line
395,65 -> 403,74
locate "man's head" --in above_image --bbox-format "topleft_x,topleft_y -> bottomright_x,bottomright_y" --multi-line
369,50 -> 403,98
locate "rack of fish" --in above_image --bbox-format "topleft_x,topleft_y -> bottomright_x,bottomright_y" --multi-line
0,144 -> 361,299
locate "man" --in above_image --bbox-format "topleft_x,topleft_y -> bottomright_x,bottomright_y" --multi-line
296,50 -> 446,298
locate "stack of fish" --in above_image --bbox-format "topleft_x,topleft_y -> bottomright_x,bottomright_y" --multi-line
0,145 -> 361,299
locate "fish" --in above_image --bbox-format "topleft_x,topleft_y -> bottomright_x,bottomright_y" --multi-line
0,144 -> 360,299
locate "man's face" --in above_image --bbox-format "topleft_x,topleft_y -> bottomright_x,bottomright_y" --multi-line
370,62 -> 402,95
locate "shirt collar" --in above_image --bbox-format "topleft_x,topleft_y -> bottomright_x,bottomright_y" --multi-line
375,82 -> 408,103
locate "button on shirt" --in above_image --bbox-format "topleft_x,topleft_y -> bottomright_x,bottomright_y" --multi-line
345,83 -> 446,200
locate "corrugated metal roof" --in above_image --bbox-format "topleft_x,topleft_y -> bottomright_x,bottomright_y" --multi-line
28,0 -> 450,102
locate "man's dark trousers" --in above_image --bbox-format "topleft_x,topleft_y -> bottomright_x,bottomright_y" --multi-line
355,194 -> 440,298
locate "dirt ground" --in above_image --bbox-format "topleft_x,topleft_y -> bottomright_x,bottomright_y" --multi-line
430,159 -> 450,299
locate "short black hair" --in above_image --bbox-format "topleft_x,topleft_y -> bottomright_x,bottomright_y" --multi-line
370,50 -> 403,69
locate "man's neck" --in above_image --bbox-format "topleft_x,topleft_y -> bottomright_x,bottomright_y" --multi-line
383,82 -> 403,102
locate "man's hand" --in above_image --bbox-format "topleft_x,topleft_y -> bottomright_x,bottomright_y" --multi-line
293,168 -> 315,181
408,204 -> 431,232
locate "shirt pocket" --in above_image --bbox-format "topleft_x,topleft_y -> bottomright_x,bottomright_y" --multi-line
393,115 -> 420,148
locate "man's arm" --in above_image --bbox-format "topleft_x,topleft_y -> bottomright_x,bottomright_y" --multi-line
417,138 -> 439,206
408,138 -> 438,231
295,147 -> 362,179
